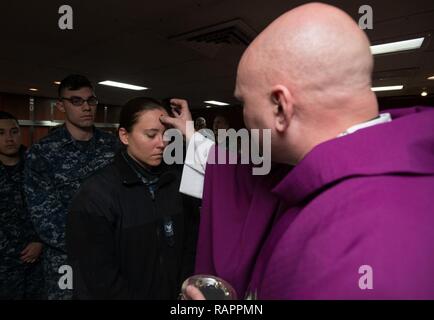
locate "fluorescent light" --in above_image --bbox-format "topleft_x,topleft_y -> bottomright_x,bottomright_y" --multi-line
428,76 -> 434,80
370,37 -> 424,55
421,91 -> 428,97
29,88 -> 38,92
98,80 -> 148,91
371,85 -> 404,92
204,100 -> 229,106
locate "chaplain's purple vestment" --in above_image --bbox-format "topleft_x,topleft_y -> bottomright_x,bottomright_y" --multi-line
195,107 -> 434,299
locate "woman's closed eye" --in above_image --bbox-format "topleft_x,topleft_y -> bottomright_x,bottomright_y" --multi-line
144,129 -> 160,138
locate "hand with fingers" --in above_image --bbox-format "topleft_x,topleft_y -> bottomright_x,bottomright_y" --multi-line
20,242 -> 43,264
160,98 -> 194,141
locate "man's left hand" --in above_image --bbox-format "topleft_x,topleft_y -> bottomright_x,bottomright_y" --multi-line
20,242 -> 43,263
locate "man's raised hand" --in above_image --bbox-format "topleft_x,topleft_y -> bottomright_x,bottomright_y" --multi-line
160,98 -> 194,141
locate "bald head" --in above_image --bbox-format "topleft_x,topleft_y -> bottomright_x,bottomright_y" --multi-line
236,2 -> 379,164
241,3 -> 373,101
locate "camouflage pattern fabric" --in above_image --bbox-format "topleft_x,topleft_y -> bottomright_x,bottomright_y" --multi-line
24,126 -> 119,299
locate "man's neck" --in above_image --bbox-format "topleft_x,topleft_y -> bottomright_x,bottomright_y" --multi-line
0,153 -> 20,166
293,94 -> 380,164
65,121 -> 94,141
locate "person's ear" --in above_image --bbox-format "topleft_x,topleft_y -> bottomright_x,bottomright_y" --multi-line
270,85 -> 293,133
56,100 -> 66,113
118,127 -> 129,145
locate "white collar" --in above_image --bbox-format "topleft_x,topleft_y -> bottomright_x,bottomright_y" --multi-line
338,113 -> 392,137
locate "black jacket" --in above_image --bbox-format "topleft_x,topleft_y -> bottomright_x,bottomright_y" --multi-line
66,151 -> 199,299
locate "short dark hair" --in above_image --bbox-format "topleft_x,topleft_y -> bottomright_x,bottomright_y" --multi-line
214,114 -> 229,126
0,111 -> 19,125
119,97 -> 166,133
58,74 -> 94,97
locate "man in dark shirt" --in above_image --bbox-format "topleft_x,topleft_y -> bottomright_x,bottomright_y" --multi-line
0,111 -> 45,299
24,75 -> 119,299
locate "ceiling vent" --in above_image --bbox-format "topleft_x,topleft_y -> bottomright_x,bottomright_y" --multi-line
169,19 -> 257,58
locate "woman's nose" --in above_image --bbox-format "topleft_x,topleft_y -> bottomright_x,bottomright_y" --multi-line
156,134 -> 165,148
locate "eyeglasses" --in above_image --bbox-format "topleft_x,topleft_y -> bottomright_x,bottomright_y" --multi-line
60,96 -> 98,107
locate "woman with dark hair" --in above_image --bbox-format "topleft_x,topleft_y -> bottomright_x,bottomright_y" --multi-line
66,97 -> 199,299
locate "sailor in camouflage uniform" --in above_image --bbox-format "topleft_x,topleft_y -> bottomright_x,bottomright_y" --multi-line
24,75 -> 119,299
0,111 -> 45,299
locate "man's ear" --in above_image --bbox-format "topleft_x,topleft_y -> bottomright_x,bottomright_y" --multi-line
56,100 -> 65,113
118,127 -> 129,145
270,85 -> 293,133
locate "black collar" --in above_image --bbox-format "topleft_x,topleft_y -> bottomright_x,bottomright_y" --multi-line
114,151 -> 176,187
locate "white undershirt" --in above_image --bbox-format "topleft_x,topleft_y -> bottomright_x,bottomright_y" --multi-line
179,113 -> 392,199
337,113 -> 391,137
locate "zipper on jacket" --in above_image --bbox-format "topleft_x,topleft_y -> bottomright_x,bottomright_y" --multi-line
149,185 -> 164,266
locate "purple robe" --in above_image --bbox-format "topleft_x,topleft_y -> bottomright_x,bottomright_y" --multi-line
195,106 -> 434,299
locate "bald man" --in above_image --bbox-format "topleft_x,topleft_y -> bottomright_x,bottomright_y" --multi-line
194,117 -> 207,131
162,3 -> 434,299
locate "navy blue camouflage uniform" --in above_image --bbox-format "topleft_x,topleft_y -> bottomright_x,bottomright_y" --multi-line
24,126 -> 119,299
0,146 -> 46,299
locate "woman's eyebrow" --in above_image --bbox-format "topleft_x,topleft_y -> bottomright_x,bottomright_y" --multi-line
143,128 -> 164,132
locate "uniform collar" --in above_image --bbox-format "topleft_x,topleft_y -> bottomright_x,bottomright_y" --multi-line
57,125 -> 98,148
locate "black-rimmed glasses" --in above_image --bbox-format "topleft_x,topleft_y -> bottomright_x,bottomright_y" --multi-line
60,96 -> 98,107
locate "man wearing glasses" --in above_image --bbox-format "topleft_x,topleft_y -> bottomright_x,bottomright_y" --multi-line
24,74 -> 119,299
